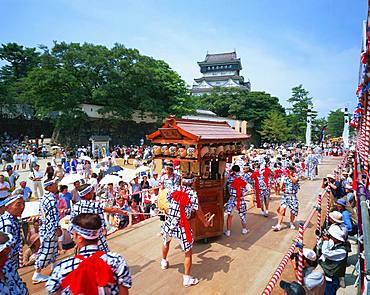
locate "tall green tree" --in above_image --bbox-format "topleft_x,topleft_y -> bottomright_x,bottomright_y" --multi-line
259,110 -> 291,143
0,43 -> 40,117
197,88 -> 286,144
326,109 -> 344,138
13,41 -> 193,143
287,85 -> 317,141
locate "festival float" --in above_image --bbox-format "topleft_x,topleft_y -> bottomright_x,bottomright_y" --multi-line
147,116 -> 250,240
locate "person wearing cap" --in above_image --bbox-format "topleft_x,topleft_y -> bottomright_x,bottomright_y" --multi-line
149,171 -> 160,195
272,165 -> 300,231
46,213 -> 132,294
23,233 -> 40,266
335,199 -> 355,235
279,280 -> 306,295
33,179 -> 62,284
322,174 -> 344,202
70,183 -> 127,252
318,224 -> 349,294
29,164 -> 44,199
161,173 -> 209,287
0,194 -> 28,293
0,230 -> 28,294
290,248 -> 325,295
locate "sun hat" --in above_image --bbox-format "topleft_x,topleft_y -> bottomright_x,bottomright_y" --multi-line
329,211 -> 344,223
326,174 -> 335,179
328,224 -> 346,242
336,199 -> 347,207
303,248 -> 317,261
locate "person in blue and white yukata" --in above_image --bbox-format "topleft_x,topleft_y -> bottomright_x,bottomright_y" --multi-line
0,231 -> 28,294
46,213 -> 132,295
0,195 -> 28,294
272,165 -> 300,232
224,165 -> 249,237
70,183 -> 128,253
160,173 -> 209,288
305,149 -> 319,181
32,179 -> 62,284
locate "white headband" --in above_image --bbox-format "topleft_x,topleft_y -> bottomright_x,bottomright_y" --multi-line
70,224 -> 101,240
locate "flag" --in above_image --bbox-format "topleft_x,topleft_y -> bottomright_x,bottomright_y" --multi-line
318,125 -> 327,144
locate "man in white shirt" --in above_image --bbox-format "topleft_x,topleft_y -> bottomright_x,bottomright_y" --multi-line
28,152 -> 38,171
21,151 -> 28,170
12,151 -> 21,171
29,164 -> 43,199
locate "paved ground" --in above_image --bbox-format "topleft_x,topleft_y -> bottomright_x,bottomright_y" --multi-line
17,156 -> 358,294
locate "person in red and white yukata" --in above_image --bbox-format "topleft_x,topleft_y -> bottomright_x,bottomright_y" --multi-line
46,213 -> 132,294
160,173 -> 209,287
224,165 -> 249,237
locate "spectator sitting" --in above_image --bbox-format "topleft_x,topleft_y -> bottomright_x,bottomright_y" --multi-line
318,224 -> 349,294
279,280 -> 306,295
129,198 -> 144,225
335,199 -> 357,236
23,233 -> 40,266
290,248 -> 325,294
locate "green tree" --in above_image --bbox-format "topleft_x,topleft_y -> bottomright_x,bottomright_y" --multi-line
13,41 -> 193,143
287,85 -> 317,141
0,43 -> 40,117
259,110 -> 291,143
326,109 -> 344,138
197,88 -> 286,144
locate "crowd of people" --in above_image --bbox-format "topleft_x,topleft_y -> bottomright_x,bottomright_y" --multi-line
0,135 -> 356,294
279,150 -> 357,295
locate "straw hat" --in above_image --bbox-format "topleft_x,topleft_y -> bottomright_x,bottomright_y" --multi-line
60,215 -> 70,230
329,211 -> 344,223
326,174 -> 335,179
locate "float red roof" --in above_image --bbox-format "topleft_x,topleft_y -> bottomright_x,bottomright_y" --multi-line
147,117 -> 250,144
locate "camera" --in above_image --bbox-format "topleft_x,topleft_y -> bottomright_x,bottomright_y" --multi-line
315,228 -> 330,238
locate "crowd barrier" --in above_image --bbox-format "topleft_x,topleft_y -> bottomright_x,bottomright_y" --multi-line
262,155 -> 348,294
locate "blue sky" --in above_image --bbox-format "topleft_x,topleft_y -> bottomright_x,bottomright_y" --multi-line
1,0 -> 367,117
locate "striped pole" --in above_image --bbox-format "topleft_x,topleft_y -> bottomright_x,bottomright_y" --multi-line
296,223 -> 304,285
326,187 -> 330,226
262,242 -> 297,295
18,243 -> 23,268
316,194 -> 322,242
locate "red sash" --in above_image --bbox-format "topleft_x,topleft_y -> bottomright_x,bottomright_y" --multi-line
273,169 -> 282,180
263,167 -> 271,187
251,171 -> 261,208
61,251 -> 115,295
231,177 -> 247,210
172,187 -> 192,244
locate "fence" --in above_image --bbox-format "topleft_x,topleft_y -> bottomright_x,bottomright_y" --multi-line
262,155 -> 348,294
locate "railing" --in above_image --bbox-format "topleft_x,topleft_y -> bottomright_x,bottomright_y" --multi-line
262,155 -> 348,294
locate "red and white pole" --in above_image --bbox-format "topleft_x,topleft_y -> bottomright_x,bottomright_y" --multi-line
326,187 -> 330,225
316,194 -> 322,242
296,223 -> 304,285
